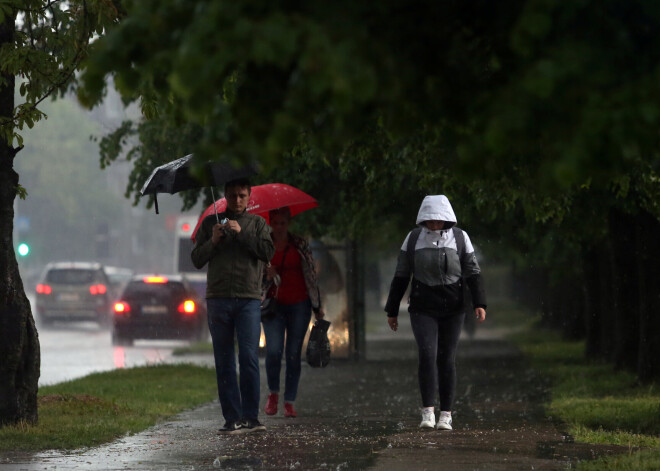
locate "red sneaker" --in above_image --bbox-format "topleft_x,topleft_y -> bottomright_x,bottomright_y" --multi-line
264,393 -> 278,415
284,402 -> 297,418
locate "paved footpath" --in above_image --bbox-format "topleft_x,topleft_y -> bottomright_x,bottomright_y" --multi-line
1,319 -> 627,470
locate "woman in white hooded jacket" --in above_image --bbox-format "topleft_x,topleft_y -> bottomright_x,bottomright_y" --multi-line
385,195 -> 487,431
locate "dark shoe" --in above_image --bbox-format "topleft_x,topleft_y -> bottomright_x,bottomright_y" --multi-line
265,393 -> 278,415
239,418 -> 267,433
217,421 -> 242,434
284,402 -> 297,418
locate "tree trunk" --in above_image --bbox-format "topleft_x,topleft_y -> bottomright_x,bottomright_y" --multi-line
0,14 -> 41,427
636,211 -> 660,382
559,277 -> 586,340
608,209 -> 640,372
582,246 -> 602,358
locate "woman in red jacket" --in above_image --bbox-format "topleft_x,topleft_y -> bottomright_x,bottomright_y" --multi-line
263,207 -> 325,418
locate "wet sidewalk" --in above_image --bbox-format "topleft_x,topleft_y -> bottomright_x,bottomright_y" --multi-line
2,320 -> 626,470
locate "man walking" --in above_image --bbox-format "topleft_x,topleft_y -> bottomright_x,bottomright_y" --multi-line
192,178 -> 275,434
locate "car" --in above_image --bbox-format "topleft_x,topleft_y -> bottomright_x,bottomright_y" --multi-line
35,261 -> 115,327
103,266 -> 134,293
111,274 -> 207,346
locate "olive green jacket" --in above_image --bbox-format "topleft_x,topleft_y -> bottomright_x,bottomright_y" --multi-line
191,210 -> 274,300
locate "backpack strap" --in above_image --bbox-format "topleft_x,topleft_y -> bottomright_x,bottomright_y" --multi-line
406,227 -> 422,276
452,227 -> 465,260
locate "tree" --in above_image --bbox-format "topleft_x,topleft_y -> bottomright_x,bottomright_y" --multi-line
0,0 -> 119,426
80,1 -> 660,379
80,0 -> 660,213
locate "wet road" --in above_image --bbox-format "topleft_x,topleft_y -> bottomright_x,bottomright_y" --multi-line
37,321 -> 194,386
31,287 -> 203,386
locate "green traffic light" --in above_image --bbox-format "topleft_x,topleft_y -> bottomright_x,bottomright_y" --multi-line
18,243 -> 30,256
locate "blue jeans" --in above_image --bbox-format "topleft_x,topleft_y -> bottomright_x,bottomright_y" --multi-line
207,298 -> 261,423
262,299 -> 312,402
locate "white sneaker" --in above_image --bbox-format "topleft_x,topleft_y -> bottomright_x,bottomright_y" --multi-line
436,412 -> 452,430
419,408 -> 435,429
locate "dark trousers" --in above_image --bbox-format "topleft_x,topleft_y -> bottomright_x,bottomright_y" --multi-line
207,298 -> 261,423
409,311 -> 465,410
262,299 -> 312,402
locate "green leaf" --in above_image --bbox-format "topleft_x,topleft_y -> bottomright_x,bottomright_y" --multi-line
15,184 -> 28,200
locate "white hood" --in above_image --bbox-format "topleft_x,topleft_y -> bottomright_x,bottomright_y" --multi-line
415,195 -> 457,228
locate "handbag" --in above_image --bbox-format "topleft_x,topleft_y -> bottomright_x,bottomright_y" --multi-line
261,244 -> 289,320
306,319 -> 331,368
260,293 -> 278,320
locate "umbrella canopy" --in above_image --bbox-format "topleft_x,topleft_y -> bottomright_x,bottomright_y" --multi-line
191,183 -> 318,242
140,154 -> 259,213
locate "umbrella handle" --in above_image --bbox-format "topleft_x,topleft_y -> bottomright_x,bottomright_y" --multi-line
210,187 -> 219,224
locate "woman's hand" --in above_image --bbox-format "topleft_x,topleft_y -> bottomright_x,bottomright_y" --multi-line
475,307 -> 486,323
388,316 -> 398,332
315,308 -> 326,320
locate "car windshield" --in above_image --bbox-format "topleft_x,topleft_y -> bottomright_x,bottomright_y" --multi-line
124,281 -> 186,299
46,269 -> 98,284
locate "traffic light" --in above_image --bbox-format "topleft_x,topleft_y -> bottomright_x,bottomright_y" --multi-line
16,229 -> 31,257
17,242 -> 30,257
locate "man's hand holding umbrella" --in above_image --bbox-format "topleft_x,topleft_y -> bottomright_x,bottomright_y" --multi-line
211,222 -> 227,245
211,219 -> 243,245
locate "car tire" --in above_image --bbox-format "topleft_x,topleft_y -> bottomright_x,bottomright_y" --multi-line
111,330 -> 133,347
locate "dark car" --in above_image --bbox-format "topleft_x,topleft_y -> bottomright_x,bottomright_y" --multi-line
36,261 -> 114,327
111,274 -> 207,346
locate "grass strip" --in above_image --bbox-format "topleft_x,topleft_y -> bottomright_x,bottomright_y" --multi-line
173,340 -> 213,355
506,315 -> 660,470
0,364 -> 217,452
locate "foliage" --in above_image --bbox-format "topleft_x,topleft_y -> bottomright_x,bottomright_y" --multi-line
0,0 -> 122,149
96,113 -> 206,211
0,364 -> 216,451
78,1 -> 660,244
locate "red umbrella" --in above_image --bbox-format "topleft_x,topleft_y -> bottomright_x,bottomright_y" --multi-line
191,183 -> 318,242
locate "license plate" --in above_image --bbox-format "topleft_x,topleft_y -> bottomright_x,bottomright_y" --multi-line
142,305 -> 168,315
58,293 -> 80,302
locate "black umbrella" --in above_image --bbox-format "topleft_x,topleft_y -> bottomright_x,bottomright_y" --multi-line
140,154 -> 259,215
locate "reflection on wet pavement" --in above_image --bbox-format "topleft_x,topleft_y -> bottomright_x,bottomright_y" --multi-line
37,322 -> 204,386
